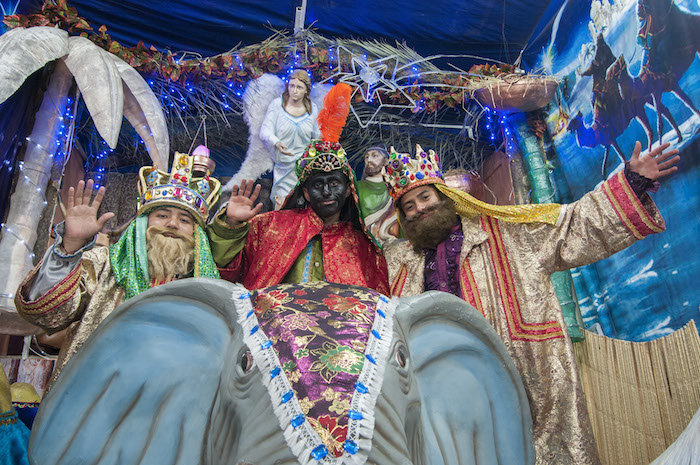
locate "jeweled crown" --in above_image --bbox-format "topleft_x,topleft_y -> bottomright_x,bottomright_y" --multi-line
382,144 -> 445,200
295,139 -> 350,183
137,148 -> 221,225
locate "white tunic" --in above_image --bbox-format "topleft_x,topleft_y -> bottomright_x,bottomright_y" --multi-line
259,97 -> 320,206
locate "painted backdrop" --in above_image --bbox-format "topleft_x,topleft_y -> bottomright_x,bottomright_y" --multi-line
528,0 -> 699,341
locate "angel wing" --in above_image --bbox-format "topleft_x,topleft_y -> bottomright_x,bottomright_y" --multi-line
224,73 -> 285,191
309,82 -> 332,115
224,76 -> 337,192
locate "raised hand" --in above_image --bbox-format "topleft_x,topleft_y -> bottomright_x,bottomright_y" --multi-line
62,180 -> 115,254
225,179 -> 263,226
629,141 -> 680,181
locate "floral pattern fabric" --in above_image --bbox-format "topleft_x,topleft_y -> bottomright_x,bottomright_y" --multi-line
251,282 -> 382,459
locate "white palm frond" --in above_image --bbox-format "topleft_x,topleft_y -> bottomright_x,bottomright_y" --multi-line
62,36 -> 123,148
109,53 -> 170,169
0,26 -> 68,103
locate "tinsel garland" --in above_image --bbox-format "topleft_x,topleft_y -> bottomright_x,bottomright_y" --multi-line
2,0 -> 542,115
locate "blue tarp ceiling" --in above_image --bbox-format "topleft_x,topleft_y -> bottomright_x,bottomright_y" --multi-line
5,0 -> 573,175
15,0 -> 566,69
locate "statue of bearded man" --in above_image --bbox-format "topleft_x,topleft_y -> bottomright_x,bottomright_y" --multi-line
355,145 -> 400,246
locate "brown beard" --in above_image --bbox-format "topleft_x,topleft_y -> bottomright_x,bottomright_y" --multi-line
402,199 -> 459,252
146,226 -> 196,281
363,160 -> 385,178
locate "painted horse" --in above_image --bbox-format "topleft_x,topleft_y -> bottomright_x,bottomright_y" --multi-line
568,35 -> 630,176
637,0 -> 700,142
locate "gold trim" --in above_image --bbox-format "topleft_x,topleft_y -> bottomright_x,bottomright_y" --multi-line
18,263 -> 81,315
603,180 -> 644,240
390,264 -> 407,297
484,217 -> 564,340
616,172 -> 664,234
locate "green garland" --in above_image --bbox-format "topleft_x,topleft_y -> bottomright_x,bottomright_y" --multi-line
2,0 -> 517,114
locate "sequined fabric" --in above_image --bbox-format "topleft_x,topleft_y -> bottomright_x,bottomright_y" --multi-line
16,247 -> 126,386
384,172 -> 665,465
424,223 -> 463,295
16,218 -> 220,386
435,183 -> 563,225
252,282 -> 382,458
381,144 -> 563,226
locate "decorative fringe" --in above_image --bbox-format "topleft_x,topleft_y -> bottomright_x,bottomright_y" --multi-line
224,74 -> 285,191
344,294 -> 397,465
575,320 -> 700,465
231,286 -> 323,465
318,83 -> 352,143
231,286 -> 396,465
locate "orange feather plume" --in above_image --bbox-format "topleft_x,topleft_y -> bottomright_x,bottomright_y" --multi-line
317,83 -> 352,143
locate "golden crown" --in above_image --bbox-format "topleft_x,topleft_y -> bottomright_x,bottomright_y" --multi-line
382,144 -> 445,200
295,139 -> 351,184
137,147 -> 221,225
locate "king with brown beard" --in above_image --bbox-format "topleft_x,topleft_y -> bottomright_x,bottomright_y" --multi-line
15,151 -> 223,386
382,143 -> 679,465
400,196 -> 457,252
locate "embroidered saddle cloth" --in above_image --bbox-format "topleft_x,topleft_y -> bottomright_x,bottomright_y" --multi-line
233,281 -> 396,465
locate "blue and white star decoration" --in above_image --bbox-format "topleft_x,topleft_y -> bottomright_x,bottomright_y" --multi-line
320,46 -> 417,128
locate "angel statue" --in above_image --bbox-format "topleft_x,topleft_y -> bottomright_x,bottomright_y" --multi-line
225,70 -> 327,209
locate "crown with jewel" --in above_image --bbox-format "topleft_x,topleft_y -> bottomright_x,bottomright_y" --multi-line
382,144 -> 445,200
137,146 -> 221,225
295,139 -> 351,184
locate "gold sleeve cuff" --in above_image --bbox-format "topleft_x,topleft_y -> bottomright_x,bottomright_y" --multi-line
15,262 -> 81,316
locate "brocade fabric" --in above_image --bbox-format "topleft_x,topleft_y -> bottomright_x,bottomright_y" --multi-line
211,206 -> 389,294
15,219 -> 219,386
15,247 -> 126,386
423,223 -> 463,295
251,283 -> 383,457
384,171 -> 665,465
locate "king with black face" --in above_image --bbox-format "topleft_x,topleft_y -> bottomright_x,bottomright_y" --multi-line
302,170 -> 351,225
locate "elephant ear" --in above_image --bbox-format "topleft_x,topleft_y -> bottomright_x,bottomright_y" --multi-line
28,278 -> 240,465
394,291 -> 535,465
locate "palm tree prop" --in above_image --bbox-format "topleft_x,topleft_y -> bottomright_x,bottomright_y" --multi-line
0,26 -> 169,330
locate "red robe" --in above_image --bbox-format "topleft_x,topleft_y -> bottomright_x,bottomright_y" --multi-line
219,207 -> 389,294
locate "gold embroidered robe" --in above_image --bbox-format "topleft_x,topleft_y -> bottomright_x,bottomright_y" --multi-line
15,247 -> 126,386
384,172 -> 665,465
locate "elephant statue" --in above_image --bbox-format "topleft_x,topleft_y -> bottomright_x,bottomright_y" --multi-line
26,279 -> 534,465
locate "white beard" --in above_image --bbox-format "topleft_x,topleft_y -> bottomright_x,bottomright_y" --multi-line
146,227 -> 196,282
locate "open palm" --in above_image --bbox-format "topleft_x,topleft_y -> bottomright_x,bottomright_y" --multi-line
628,141 -> 680,181
225,179 -> 263,225
62,180 -> 115,253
